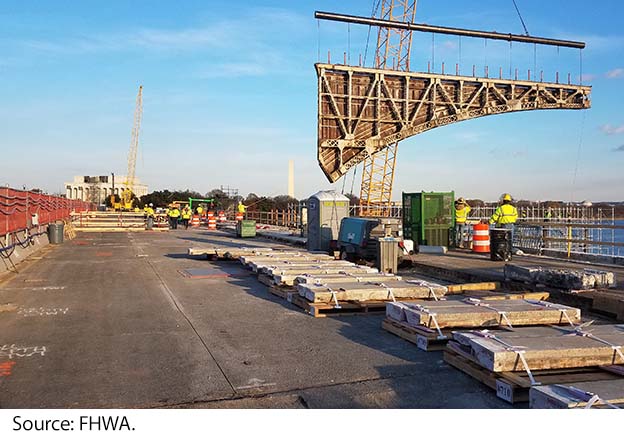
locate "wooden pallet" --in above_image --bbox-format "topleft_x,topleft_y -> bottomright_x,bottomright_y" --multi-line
381,318 -> 449,351
288,293 -> 387,318
461,291 -> 550,301
444,344 -> 624,404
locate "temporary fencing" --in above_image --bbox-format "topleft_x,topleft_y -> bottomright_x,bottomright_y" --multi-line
1,187 -> 93,235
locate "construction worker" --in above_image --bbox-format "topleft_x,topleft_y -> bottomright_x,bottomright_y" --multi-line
454,197 -> 471,248
196,205 -> 204,217
168,204 -> 180,230
237,201 -> 246,214
145,203 -> 155,230
181,205 -> 192,229
489,193 -> 518,241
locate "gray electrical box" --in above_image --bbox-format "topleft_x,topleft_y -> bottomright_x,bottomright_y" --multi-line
377,238 -> 400,274
306,190 -> 350,252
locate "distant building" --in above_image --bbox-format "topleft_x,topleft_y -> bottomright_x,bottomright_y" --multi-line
64,175 -> 148,204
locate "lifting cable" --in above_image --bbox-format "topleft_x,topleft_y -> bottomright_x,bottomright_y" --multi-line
512,0 -> 530,36
458,36 -> 462,74
317,19 -> 321,62
363,0 -> 381,67
431,33 -> 435,69
348,23 -> 351,65
350,164 -> 358,197
570,110 -> 586,202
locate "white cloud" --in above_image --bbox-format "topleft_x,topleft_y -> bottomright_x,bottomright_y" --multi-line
600,124 -> 624,135
14,8 -> 307,55
606,68 -> 624,79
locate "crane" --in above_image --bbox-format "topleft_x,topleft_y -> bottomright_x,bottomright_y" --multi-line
359,0 -> 417,217
120,85 -> 143,210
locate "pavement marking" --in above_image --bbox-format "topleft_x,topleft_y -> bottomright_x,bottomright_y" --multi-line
0,344 -> 47,359
3,286 -> 66,292
0,360 -> 16,377
17,307 -> 69,317
235,378 -> 277,390
95,251 -> 113,257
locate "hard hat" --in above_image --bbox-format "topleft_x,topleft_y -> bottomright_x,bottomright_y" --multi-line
503,193 -> 512,202
457,197 -> 466,204
149,203 -> 153,207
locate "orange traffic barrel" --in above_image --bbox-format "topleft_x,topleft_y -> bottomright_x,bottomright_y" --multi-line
472,223 -> 490,253
207,211 -> 217,230
191,215 -> 200,227
218,210 -> 226,222
235,212 -> 243,221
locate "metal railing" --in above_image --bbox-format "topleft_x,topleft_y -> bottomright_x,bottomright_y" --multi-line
243,206 -> 300,228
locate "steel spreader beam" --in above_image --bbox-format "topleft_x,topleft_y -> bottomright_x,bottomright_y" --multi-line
314,11 -> 586,49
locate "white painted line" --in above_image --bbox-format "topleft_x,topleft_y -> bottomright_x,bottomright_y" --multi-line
0,344 -> 47,359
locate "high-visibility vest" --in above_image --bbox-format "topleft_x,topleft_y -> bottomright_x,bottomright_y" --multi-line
455,205 -> 471,224
197,206 -> 203,215
238,203 -> 246,214
169,208 -> 180,218
145,207 -> 154,217
489,204 -> 518,226
182,209 -> 191,219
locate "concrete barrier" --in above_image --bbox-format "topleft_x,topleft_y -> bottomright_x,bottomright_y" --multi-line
0,230 -> 51,277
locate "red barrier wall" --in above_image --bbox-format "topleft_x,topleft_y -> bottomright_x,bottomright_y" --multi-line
0,187 -> 94,235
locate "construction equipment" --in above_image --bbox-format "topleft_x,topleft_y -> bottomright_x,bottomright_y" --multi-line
359,0 -> 417,217
337,217 -> 401,261
120,85 -> 143,211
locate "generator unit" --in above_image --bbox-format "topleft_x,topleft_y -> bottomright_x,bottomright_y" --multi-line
402,191 -> 455,247
337,217 -> 401,260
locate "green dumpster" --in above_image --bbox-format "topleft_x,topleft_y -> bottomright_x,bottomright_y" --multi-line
237,220 -> 256,238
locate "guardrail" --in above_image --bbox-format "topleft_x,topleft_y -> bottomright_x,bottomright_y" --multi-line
0,187 -> 93,235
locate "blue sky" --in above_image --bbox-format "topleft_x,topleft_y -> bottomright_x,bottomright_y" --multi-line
1,0 -> 623,201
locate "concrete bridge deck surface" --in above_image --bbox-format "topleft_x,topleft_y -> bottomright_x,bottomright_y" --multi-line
0,229 -> 507,409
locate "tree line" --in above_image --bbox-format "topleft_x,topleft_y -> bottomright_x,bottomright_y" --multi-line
102,188 -> 301,211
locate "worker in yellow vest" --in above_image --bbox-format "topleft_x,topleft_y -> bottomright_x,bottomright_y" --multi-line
196,205 -> 204,217
454,197 -> 471,248
490,194 -> 518,243
168,204 -> 181,230
145,203 -> 155,230
237,201 -> 246,214
181,205 -> 192,229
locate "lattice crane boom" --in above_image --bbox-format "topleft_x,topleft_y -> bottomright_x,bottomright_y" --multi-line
121,85 -> 143,209
359,0 -> 417,217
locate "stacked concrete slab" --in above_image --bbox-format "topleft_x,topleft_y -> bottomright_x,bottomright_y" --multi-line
386,299 -> 580,330
504,264 -> 616,290
442,324 -> 624,406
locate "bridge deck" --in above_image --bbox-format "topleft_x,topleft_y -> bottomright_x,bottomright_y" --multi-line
0,229 -> 506,408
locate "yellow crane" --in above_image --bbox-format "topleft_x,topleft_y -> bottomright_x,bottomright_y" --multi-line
359,0 -> 417,217
117,85 -> 143,211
